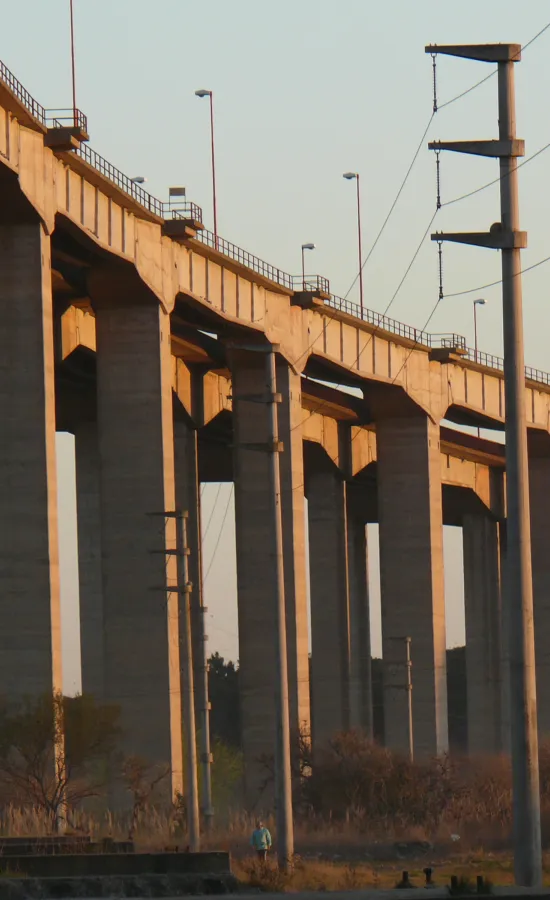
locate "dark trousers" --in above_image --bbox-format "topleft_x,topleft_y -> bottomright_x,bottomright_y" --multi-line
256,849 -> 268,862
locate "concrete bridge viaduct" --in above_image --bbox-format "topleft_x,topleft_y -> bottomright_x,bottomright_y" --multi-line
1,59 -> 550,805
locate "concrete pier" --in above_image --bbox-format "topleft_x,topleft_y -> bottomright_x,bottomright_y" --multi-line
347,488 -> 373,737
75,421 -> 104,700
307,450 -> 351,748
529,457 -> 550,738
0,222 -> 62,703
92,286 -> 183,801
377,416 -> 448,757
232,350 -> 309,804
462,514 -> 503,754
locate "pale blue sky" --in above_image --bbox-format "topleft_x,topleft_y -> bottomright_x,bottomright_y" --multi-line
4,1 -> 550,689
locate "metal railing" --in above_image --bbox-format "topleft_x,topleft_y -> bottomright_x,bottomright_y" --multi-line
326,293 -> 467,349
45,108 -> 88,131
464,348 -> 550,386
168,202 -> 203,223
73,143 -> 164,215
0,58 -> 45,124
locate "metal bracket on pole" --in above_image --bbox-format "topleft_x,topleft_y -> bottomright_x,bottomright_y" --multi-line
428,139 -> 525,158
425,43 -> 521,62
431,228 -> 527,250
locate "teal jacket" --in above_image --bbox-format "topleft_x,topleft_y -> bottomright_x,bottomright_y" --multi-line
251,827 -> 272,850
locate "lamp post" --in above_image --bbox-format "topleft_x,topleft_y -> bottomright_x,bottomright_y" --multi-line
473,297 -> 486,364
343,172 -> 364,313
473,298 -> 486,437
195,90 -> 218,241
130,177 -> 147,184
301,243 -> 315,290
69,0 -> 77,125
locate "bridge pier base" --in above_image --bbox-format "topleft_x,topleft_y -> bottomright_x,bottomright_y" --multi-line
0,222 -> 63,704
232,351 -> 310,808
377,416 -> 448,758
93,295 -> 183,805
463,514 -> 504,754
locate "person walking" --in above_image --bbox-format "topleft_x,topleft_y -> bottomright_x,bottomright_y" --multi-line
250,819 -> 272,862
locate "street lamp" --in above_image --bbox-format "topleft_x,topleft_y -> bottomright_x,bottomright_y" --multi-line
343,172 -> 364,313
473,298 -> 486,364
473,298 -> 486,438
69,0 -> 77,125
195,89 -> 218,240
130,177 -> 147,184
301,243 -> 316,290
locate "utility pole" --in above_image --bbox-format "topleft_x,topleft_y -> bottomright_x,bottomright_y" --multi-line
176,511 -> 201,852
230,342 -> 294,870
427,42 -> 541,886
387,636 -> 414,762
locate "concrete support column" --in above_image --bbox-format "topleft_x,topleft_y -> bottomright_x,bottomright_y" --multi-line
307,454 -> 350,748
529,457 -> 550,739
75,421 -> 103,700
462,514 -> 503,754
377,416 -> 448,757
0,222 -> 62,702
93,294 -> 183,802
347,491 -> 373,737
232,351 -> 309,806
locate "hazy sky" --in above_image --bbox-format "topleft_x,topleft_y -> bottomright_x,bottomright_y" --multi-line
4,1 -> 550,691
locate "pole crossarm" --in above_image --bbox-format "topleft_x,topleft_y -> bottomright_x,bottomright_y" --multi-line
428,139 -> 525,158
432,229 -> 527,250
425,43 -> 521,62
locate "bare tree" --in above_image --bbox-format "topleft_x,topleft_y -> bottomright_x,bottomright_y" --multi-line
121,755 -> 170,839
0,692 -> 119,831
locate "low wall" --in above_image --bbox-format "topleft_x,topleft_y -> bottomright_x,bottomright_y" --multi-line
0,851 -> 230,878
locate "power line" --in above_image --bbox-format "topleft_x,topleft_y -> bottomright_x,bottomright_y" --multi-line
202,483 -> 222,541
442,140 -> 550,207
203,485 -> 234,583
444,252 -> 550,299
342,19 -> 550,302
343,113 -> 435,301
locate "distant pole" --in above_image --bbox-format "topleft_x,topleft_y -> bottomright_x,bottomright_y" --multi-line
343,172 -> 364,312
208,92 -> 218,242
301,246 -> 306,290
356,174 -> 364,313
176,511 -> 201,852
194,90 -> 218,247
69,0 -> 77,125
405,637 -> 413,762
498,56 -> 541,888
266,348 -> 294,870
473,298 -> 485,437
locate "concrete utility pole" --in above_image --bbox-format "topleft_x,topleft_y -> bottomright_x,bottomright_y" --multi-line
427,42 -> 541,886
176,511 -> 201,852
266,347 -> 294,871
387,636 -> 414,761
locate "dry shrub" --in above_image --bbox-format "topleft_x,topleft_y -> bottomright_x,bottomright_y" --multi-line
301,731 -> 519,840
